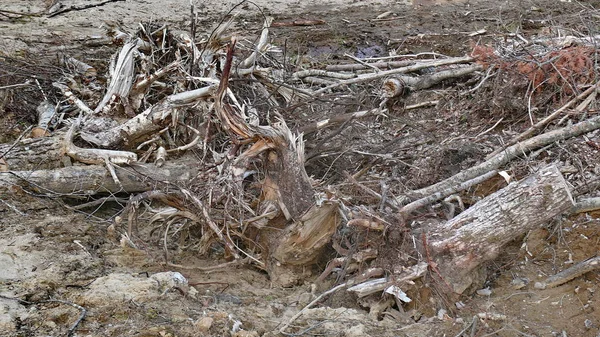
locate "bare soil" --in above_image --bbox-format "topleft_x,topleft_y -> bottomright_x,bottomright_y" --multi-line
2,0 -> 600,336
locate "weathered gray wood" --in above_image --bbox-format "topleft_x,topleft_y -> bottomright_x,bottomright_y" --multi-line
0,135 -> 64,171
0,160 -> 199,195
428,165 -> 574,294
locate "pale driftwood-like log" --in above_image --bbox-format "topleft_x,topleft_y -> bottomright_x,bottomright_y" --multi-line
534,256 -> 600,289
313,56 -> 474,95
428,165 -> 574,294
403,112 -> 600,201
64,119 -> 137,165
381,64 -> 483,98
82,85 -> 216,148
0,160 -> 200,195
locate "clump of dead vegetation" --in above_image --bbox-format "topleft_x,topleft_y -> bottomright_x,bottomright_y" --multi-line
2,5 -> 600,335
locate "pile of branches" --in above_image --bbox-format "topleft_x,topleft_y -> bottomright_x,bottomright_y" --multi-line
2,12 -> 600,325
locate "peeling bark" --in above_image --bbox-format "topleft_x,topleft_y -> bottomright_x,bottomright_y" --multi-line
428,165 -> 574,294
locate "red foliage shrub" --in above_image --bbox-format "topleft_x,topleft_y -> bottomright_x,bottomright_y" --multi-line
472,44 -> 597,98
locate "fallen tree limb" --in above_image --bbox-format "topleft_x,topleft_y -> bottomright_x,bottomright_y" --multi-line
313,56 -> 474,94
403,112 -> 600,201
534,256 -> 600,289
382,64 -> 483,97
428,164 -> 574,294
486,82 -> 600,158
572,197 -> 600,214
48,0 -> 125,18
346,262 -> 428,298
399,170 -> 498,215
0,160 -> 200,195
82,85 -> 216,148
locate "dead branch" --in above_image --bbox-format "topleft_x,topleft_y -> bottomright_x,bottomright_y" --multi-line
404,113 -> 600,200
382,64 -> 483,97
325,60 -> 415,72
487,82 -> 600,158
314,56 -> 474,94
572,197 -> 600,214
300,107 -> 386,134
82,85 -> 216,148
48,0 -> 125,18
279,282 -> 348,334
399,170 -> 498,215
346,262 -> 428,297
64,117 -> 137,165
534,256 -> 600,289
0,159 -> 200,195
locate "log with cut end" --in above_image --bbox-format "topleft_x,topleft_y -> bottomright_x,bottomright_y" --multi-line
428,164 -> 574,295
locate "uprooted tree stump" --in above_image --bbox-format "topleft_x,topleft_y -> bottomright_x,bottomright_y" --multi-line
2,13 -> 596,309
428,164 -> 574,295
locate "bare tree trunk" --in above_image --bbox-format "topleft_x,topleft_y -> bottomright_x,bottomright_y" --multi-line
428,165 -> 574,295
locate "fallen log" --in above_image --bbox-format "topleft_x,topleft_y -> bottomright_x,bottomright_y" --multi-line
0,134 -> 65,171
0,159 -> 200,195
427,164 -> 574,295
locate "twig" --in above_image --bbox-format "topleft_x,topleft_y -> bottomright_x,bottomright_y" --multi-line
344,53 -> 380,72
52,82 -> 94,115
0,80 -> 32,90
300,107 -> 386,134
181,188 -> 241,259
405,100 -> 439,110
279,282 -> 347,334
0,125 -> 33,160
48,0 -> 125,18
68,196 -> 129,210
166,258 -> 248,272
453,316 -> 479,337
473,117 -> 504,139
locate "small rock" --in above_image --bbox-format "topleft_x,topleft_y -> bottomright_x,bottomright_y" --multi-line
195,316 -> 213,333
151,271 -> 188,291
477,287 -> 492,296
